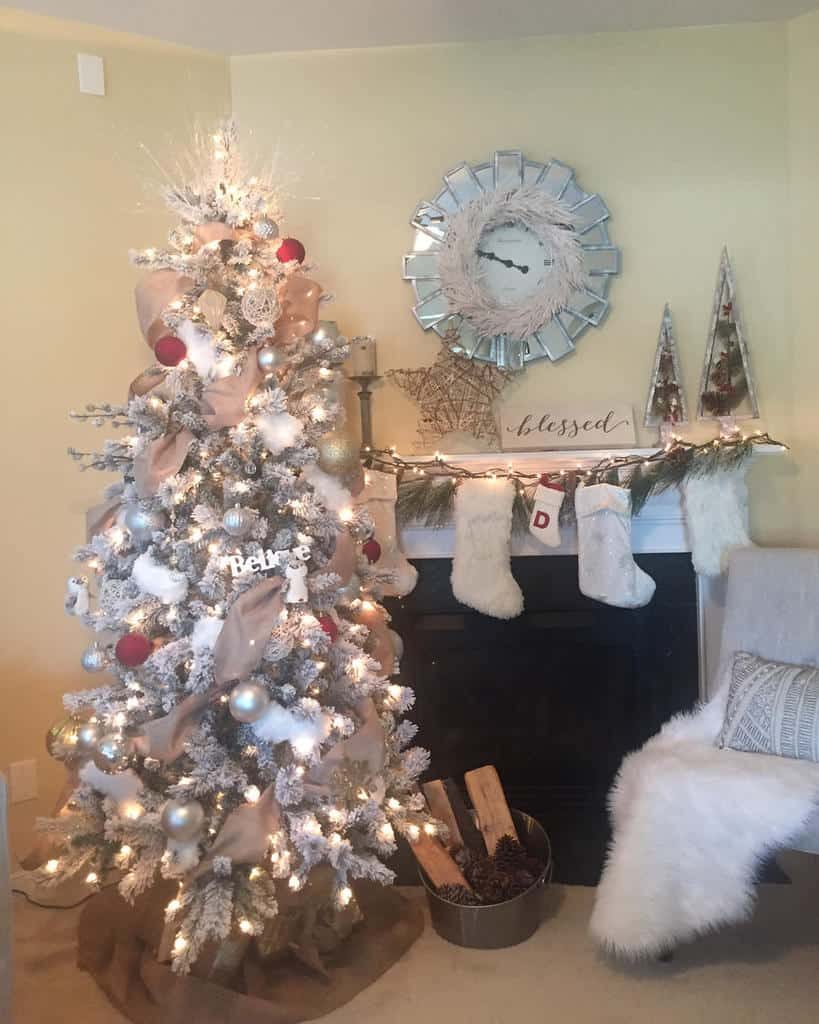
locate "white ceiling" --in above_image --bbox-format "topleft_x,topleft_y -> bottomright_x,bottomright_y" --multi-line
12,0 -> 819,54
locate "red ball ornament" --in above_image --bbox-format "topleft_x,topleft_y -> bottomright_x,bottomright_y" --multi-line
276,238 -> 306,264
318,615 -> 339,642
115,633 -> 153,667
154,335 -> 187,367
362,538 -> 382,564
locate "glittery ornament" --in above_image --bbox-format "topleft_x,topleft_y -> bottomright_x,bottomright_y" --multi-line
387,345 -> 512,446
253,218 -> 278,239
198,288 -> 228,330
115,633 -> 152,667
276,238 -> 306,264
318,615 -> 339,642
337,572 -> 362,604
46,714 -> 83,762
228,681 -> 270,723
124,504 -> 167,543
257,345 -> 285,374
362,538 -> 382,564
93,732 -> 134,773
241,287 -> 281,328
154,335 -> 187,367
160,799 -> 205,841
222,504 -> 257,538
81,642 -> 107,673
317,429 -> 360,481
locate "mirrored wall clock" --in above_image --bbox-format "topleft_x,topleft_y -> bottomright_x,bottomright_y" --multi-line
403,150 -> 620,370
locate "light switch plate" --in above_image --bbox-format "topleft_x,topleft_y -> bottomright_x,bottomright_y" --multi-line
77,53 -> 105,96
9,759 -> 38,803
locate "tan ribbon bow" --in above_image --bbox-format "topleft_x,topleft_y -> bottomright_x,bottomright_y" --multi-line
134,269 -> 194,348
133,688 -> 228,763
133,429 -> 195,500
274,276 -> 322,348
322,530 -> 357,587
213,577 -> 285,685
304,698 -> 386,796
353,604 -> 396,678
200,348 -> 264,430
86,497 -> 121,542
192,783 -> 282,878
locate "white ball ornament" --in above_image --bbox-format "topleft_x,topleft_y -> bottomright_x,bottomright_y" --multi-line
81,642 -> 107,673
229,681 -> 270,723
93,732 -> 134,774
160,799 -> 205,842
222,504 -> 257,538
241,287 -> 281,328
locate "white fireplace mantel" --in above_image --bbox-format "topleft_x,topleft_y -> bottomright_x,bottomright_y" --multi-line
395,444 -> 785,700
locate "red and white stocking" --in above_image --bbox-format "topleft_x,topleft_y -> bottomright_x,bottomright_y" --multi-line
356,469 -> 418,597
529,482 -> 564,548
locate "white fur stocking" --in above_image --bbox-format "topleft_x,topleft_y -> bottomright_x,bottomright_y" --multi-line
450,479 -> 523,619
355,469 -> 418,597
682,467 -> 752,576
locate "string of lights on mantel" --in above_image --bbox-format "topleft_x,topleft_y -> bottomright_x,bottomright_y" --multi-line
362,431 -> 786,530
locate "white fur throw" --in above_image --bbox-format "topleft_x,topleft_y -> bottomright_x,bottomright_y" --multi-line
590,685 -> 819,957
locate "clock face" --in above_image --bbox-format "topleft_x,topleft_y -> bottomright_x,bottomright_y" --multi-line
477,222 -> 552,304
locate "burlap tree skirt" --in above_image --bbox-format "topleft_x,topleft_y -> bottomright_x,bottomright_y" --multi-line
77,879 -> 424,1023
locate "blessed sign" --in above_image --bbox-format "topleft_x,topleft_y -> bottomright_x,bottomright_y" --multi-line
500,401 -> 636,451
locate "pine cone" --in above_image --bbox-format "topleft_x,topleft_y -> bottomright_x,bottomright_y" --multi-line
436,884 -> 482,906
463,855 -> 495,893
492,834 -> 528,873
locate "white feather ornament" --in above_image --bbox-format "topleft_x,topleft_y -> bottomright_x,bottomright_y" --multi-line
302,463 -> 353,512
191,615 -> 223,651
132,552 -> 189,604
177,319 -> 220,379
252,701 -> 332,747
80,762 -> 142,802
164,838 -> 201,875
257,411 -> 304,455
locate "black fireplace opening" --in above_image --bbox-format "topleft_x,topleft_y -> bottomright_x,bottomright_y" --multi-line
385,554 -> 699,886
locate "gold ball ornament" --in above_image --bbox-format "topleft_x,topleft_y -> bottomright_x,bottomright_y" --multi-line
46,714 -> 84,762
317,429 -> 361,483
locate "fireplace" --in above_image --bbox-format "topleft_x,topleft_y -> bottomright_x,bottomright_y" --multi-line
386,554 -> 699,885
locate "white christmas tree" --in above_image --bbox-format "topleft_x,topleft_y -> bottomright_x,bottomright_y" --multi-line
40,122 -> 431,973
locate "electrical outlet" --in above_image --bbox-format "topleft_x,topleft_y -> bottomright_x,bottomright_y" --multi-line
9,759 -> 38,803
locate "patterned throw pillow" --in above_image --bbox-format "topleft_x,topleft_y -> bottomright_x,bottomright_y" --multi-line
718,652 -> 819,761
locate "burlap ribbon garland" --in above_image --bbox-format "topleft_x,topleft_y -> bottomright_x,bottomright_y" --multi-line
353,604 -> 396,678
133,429 -> 195,500
322,530 -> 357,587
133,689 -> 227,763
304,698 -> 386,797
200,347 -> 264,430
86,496 -> 122,542
134,269 -> 195,348
192,783 -> 283,878
213,577 -> 285,685
275,276 -> 323,348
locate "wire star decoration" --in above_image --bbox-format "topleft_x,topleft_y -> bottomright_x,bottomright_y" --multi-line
387,342 -> 513,447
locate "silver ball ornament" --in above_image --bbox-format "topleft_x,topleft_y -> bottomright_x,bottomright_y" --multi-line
160,799 -> 205,842
257,345 -> 285,374
222,504 -> 257,538
252,218 -> 278,240
337,572 -> 362,604
228,681 -> 270,723
75,720 -> 102,754
310,320 -> 339,343
81,642 -> 107,673
124,505 -> 166,543
93,732 -> 134,774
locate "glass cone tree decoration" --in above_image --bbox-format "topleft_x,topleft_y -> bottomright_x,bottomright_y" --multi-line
40,123 -> 432,974
697,247 -> 759,428
643,303 -> 687,441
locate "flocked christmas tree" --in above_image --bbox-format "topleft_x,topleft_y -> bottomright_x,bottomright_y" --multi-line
39,122 -> 432,973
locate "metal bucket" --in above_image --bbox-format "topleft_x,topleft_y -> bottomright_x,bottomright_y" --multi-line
419,809 -> 552,949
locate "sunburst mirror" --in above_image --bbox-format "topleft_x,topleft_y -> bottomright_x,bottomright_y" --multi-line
403,150 -> 620,371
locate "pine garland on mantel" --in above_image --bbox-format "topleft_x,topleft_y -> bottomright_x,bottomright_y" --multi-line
361,432 -> 784,535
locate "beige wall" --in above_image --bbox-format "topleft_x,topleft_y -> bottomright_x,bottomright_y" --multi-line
787,9 -> 819,544
0,9 -> 230,853
230,24 -> 796,546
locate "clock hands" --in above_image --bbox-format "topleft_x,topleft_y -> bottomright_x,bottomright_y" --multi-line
477,248 -> 529,274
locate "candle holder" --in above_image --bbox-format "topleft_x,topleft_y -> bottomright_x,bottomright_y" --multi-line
349,373 -> 381,449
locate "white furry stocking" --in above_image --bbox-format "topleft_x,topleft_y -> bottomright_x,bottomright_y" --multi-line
356,469 -> 418,597
451,479 -> 523,619
683,467 -> 752,576
576,483 -> 655,608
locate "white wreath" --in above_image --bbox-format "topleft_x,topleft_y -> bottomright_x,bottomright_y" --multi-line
437,185 -> 587,341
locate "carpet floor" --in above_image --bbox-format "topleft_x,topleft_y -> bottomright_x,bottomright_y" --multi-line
12,850 -> 819,1023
